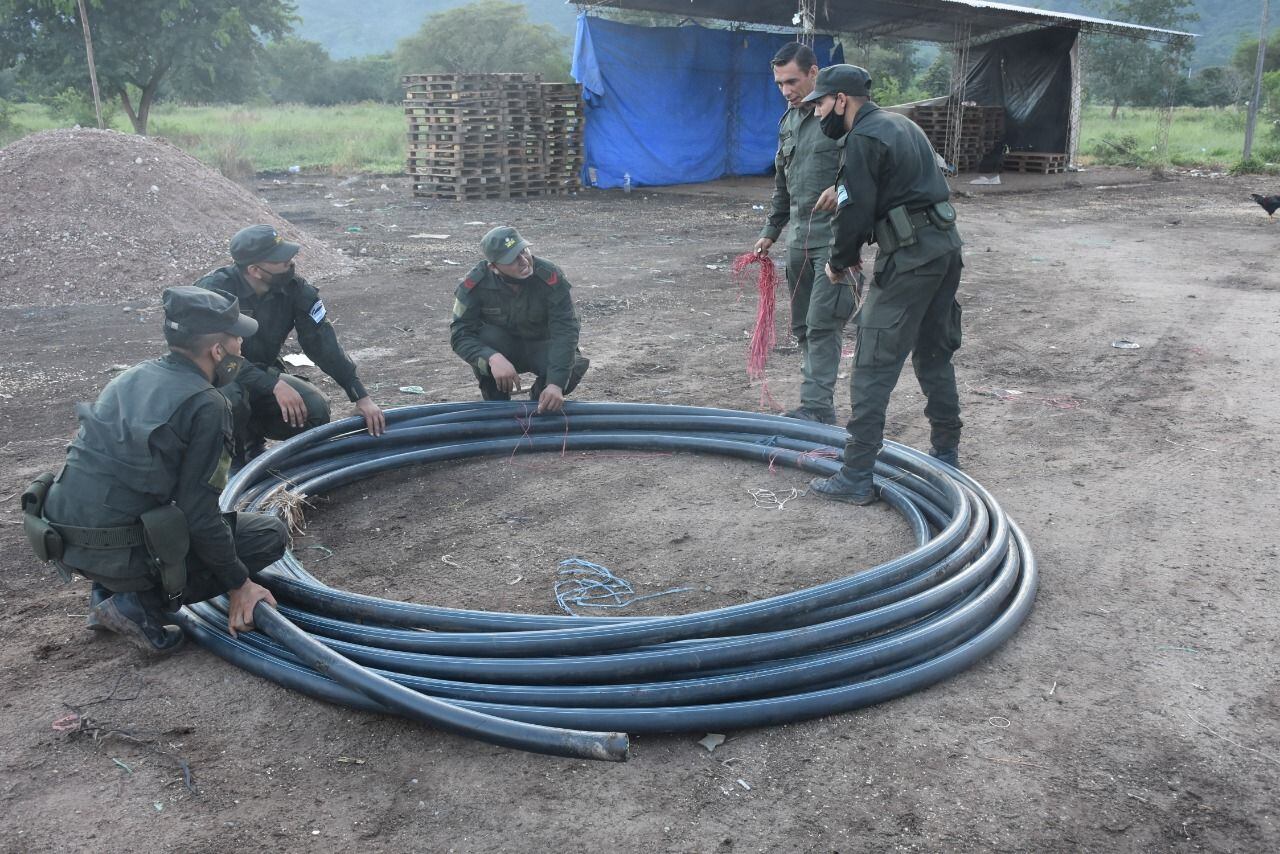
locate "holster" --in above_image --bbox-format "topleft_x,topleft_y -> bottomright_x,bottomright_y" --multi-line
874,202 -> 955,255
140,504 -> 189,604
21,472 -> 65,566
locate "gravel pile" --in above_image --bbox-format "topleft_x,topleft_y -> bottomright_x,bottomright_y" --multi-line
0,128 -> 353,307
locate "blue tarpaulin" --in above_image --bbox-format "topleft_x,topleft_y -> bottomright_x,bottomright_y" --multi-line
571,15 -> 842,189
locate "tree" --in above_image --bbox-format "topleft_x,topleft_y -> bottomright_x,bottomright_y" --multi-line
0,0 -> 294,134
1185,65 -> 1250,106
1084,0 -> 1198,117
1231,30 -> 1280,78
393,0 -> 570,81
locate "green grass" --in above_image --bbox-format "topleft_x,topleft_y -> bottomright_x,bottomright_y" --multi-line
3,100 -> 1277,176
0,101 -> 406,174
1078,105 -> 1280,171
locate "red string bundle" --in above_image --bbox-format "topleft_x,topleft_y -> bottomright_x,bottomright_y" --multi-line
732,252 -> 780,382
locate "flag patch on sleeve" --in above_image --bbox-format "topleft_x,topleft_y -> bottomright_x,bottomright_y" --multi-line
309,300 -> 327,323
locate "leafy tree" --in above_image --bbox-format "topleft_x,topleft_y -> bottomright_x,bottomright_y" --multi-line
393,0 -> 570,81
1231,30 -> 1280,77
261,38 -> 398,105
919,50 -> 954,98
263,37 -> 335,104
1185,65 -> 1250,106
329,54 -> 400,103
0,0 -> 294,134
1084,0 -> 1198,117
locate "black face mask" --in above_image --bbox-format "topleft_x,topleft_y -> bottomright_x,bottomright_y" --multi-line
820,104 -> 847,141
213,353 -> 244,387
267,264 -> 295,288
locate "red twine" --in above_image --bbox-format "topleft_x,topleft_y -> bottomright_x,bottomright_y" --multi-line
732,252 -> 781,383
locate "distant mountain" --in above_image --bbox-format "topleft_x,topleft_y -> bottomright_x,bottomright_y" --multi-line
292,0 -> 1273,69
1012,0 -> 1272,69
292,0 -> 578,59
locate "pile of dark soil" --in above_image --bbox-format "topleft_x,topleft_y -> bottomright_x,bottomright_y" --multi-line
0,128 -> 352,307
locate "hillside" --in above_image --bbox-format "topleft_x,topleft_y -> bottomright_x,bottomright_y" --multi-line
293,0 -> 577,58
292,0 -> 1274,68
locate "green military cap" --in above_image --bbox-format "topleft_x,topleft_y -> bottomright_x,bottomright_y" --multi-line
229,224 -> 300,266
481,226 -> 529,265
162,285 -> 258,337
802,64 -> 873,102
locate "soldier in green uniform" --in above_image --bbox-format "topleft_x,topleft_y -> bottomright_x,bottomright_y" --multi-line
450,226 -> 589,414
24,287 -> 287,652
754,42 -> 852,426
804,65 -> 965,505
196,225 -> 384,464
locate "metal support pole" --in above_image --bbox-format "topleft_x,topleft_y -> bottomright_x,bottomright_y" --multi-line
795,0 -> 816,47
1068,34 -> 1083,169
1244,0 -> 1271,160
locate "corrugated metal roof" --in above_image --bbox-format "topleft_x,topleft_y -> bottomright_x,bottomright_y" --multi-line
575,0 -> 1196,44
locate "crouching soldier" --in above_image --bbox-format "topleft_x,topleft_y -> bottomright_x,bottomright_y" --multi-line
20,287 -> 287,653
450,226 -> 589,413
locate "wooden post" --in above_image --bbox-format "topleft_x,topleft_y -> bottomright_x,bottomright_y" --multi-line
1243,0 -> 1270,161
76,0 -> 105,129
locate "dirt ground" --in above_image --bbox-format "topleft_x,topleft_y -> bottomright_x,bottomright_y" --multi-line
1,166 -> 1277,853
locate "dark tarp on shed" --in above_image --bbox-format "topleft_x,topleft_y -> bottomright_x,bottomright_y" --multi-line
963,27 -> 1077,154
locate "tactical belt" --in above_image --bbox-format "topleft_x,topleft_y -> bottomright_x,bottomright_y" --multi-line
51,522 -> 144,550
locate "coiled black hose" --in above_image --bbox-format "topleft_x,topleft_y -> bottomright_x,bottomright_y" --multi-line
178,402 -> 1036,763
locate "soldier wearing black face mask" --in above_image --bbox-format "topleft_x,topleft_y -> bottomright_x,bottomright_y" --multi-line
195,225 -> 384,466
804,64 -> 965,506
29,286 -> 287,653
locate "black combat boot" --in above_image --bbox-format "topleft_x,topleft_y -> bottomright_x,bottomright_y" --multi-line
85,582 -> 111,632
784,406 -> 838,425
810,469 -> 878,505
88,592 -> 184,653
929,446 -> 960,469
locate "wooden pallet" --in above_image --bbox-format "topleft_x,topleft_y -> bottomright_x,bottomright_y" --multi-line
1002,151 -> 1068,174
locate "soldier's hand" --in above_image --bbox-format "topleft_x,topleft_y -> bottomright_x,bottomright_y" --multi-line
814,185 -> 839,212
536,384 -> 565,414
754,237 -> 774,256
488,354 -> 521,393
226,578 -> 277,638
825,261 -> 846,284
354,396 -> 385,437
273,379 -> 308,429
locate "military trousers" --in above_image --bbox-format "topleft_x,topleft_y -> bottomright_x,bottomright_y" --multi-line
223,372 -> 331,453
841,247 -> 964,477
63,510 -> 288,608
787,245 -> 856,414
471,325 -> 590,401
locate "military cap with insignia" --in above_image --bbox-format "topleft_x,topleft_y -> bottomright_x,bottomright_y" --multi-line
229,224 -> 301,266
162,285 -> 258,337
481,226 -> 530,265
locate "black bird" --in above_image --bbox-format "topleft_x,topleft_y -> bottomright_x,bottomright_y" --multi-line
1251,192 -> 1280,220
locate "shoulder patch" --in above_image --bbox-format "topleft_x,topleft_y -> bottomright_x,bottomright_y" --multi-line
544,271 -> 559,286
463,277 -> 477,290
309,299 -> 327,323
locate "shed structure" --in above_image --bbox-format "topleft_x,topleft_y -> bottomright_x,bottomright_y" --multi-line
571,0 -> 1194,187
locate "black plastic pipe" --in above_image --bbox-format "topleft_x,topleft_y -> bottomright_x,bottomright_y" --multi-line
181,402 -> 1036,760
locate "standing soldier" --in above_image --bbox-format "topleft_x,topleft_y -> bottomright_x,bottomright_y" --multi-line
197,225 -> 384,466
753,42 -> 852,425
450,226 -> 589,414
804,65 -> 965,505
22,287 -> 287,652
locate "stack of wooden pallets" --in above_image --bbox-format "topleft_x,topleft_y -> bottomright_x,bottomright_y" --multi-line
541,82 -> 585,194
404,73 -> 507,200
909,103 -> 1005,173
404,73 -> 586,200
496,73 -> 547,198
